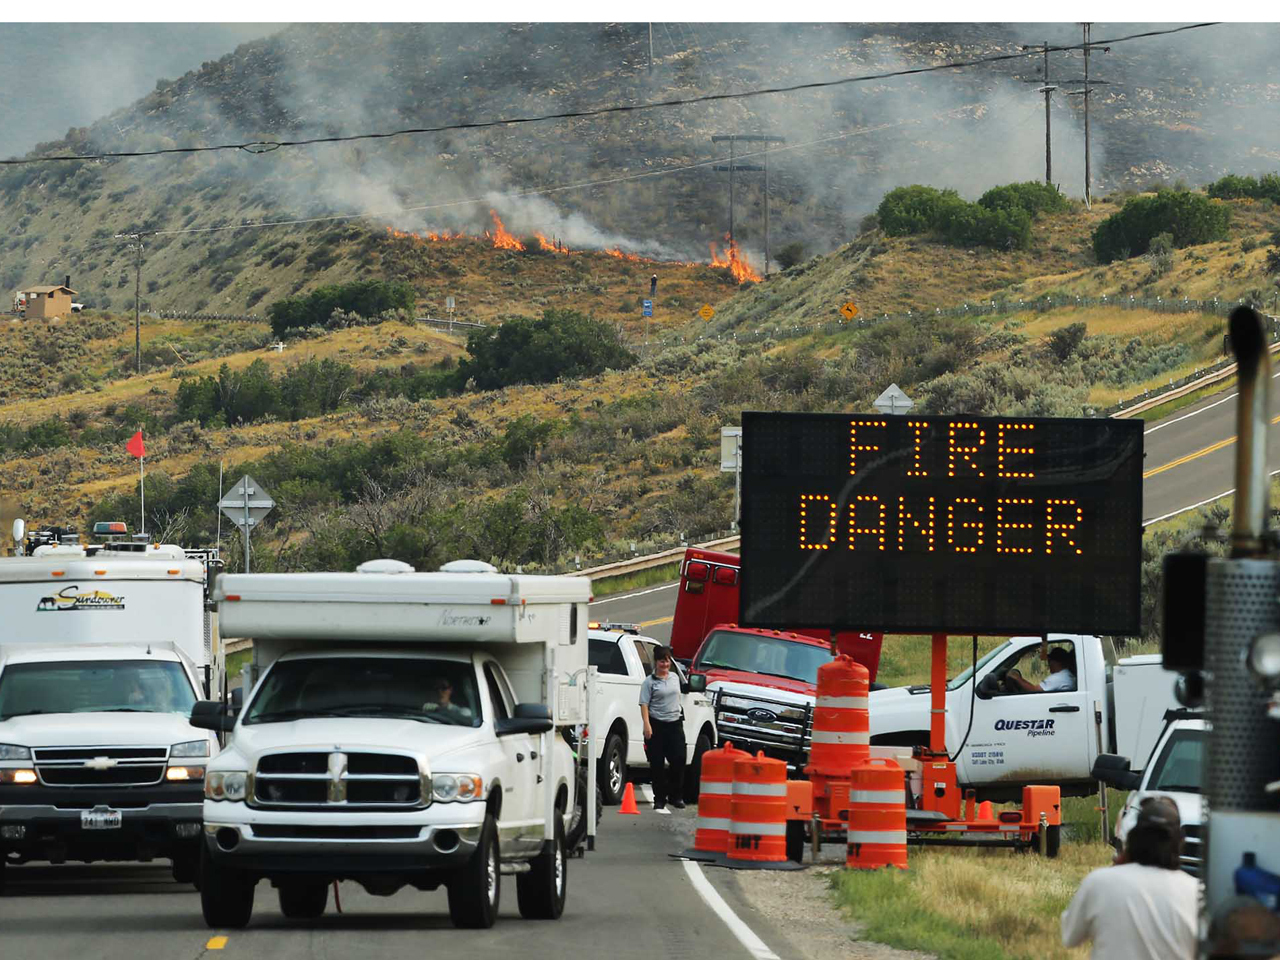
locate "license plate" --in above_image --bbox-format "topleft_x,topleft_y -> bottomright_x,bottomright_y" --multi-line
81,809 -> 122,830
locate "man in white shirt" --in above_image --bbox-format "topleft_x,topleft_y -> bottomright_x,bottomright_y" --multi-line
1007,647 -> 1076,693
1061,796 -> 1199,959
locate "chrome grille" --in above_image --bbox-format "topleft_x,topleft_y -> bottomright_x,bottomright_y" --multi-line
1181,823 -> 1203,877
252,751 -> 422,809
33,745 -> 169,787
713,690 -> 813,763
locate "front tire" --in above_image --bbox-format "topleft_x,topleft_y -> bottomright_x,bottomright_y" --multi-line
171,847 -> 199,885
683,729 -> 713,803
278,881 -> 329,919
448,814 -> 500,929
517,814 -> 566,919
599,730 -> 627,806
199,845 -> 256,929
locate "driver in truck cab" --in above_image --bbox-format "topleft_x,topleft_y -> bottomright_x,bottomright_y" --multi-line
1006,647 -> 1077,694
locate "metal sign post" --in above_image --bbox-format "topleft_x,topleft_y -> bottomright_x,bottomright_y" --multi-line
218,475 -> 275,574
720,427 -> 743,530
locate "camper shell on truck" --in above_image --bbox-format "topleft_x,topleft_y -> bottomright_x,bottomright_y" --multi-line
193,562 -> 592,930
0,542 -> 222,891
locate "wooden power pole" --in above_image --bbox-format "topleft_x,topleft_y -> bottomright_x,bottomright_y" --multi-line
711,133 -> 785,265
1021,41 -> 1057,184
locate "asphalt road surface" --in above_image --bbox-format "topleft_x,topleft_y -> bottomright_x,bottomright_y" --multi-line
0,801 -> 796,960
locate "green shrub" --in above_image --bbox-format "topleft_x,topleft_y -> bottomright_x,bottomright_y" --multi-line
1207,172 -> 1280,203
268,280 -> 416,336
775,242 -> 807,270
459,308 -> 637,390
875,183 -> 1037,250
977,181 -> 1069,217
876,186 -> 959,236
1092,192 -> 1231,264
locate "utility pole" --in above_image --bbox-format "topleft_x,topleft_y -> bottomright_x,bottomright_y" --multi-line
711,134 -> 785,258
1056,28 -> 1110,207
648,23 -> 653,74
1021,41 -> 1057,184
114,233 -> 145,374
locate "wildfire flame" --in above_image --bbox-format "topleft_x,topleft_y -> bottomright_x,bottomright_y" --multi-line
535,232 -> 571,255
486,210 -> 525,251
708,235 -> 761,283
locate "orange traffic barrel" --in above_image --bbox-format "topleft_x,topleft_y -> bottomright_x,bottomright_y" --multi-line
846,757 -> 908,870
806,655 -> 870,778
728,751 -> 789,863
693,741 -> 750,854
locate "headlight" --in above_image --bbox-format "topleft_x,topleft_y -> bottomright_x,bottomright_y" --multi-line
205,771 -> 248,801
0,744 -> 31,761
171,740 -> 211,759
432,774 -> 483,802
1245,632 -> 1280,685
0,768 -> 37,784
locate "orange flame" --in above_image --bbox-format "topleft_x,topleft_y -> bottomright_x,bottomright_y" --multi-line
487,210 -> 525,251
535,232 -> 571,255
708,235 -> 761,283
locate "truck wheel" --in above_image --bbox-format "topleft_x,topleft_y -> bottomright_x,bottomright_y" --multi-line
1039,824 -> 1061,859
278,881 -> 329,919
598,731 -> 627,805
447,814 -> 500,929
786,820 -> 806,864
683,730 -> 713,804
171,847 -> 199,885
0,856 -> 7,896
199,846 -> 255,929
517,814 -> 567,919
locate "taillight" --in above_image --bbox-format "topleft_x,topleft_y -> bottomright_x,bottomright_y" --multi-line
685,561 -> 710,582
713,566 -> 738,586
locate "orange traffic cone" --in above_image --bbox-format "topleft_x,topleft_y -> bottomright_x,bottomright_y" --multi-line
619,782 -> 640,815
977,800 -> 994,821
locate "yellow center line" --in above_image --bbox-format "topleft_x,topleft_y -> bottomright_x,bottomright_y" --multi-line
639,616 -> 673,628
1143,414 -> 1280,479
206,936 -> 229,950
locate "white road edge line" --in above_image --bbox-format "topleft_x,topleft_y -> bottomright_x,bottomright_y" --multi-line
681,860 -> 781,960
1143,369 -> 1280,436
1143,468 -> 1280,526
590,582 -> 679,605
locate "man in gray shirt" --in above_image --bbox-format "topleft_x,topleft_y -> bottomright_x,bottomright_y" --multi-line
639,645 -> 686,811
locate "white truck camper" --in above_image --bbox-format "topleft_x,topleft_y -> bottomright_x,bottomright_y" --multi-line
193,560 -> 593,930
0,537 -> 224,891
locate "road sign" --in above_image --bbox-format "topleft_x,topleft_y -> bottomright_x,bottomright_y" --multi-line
699,304 -> 715,321
840,301 -> 859,321
446,296 -> 455,314
219,475 -> 275,573
720,427 -> 743,472
737,412 -> 1144,636
873,383 -> 914,415
642,299 -> 653,317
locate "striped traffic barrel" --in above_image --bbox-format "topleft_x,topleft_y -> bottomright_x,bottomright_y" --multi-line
806,655 -> 870,778
728,751 -> 789,863
693,741 -> 750,853
846,757 -> 908,870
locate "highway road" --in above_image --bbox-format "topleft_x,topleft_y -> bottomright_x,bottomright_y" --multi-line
595,378 -> 1280,635
0,802 -> 798,960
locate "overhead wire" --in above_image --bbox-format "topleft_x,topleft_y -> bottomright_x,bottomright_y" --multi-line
0,22 -> 1219,168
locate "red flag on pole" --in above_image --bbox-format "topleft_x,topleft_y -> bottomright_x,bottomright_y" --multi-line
126,429 -> 146,459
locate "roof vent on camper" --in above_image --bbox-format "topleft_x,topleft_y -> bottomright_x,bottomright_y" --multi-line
355,559 -> 416,574
439,559 -> 498,574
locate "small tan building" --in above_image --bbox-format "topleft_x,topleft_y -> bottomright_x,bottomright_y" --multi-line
18,277 -> 77,319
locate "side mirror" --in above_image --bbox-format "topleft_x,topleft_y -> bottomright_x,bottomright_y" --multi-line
190,700 -> 236,733
513,703 -> 551,721
1092,753 -> 1141,790
230,686 -> 244,711
687,674 -> 707,694
496,703 -> 554,736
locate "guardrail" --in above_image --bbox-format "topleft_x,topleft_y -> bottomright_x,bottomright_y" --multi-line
577,534 -> 740,581
159,310 -> 266,322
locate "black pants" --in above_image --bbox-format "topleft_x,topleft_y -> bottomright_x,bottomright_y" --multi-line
646,718 -> 686,806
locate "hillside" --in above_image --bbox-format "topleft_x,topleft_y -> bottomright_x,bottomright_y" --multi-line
4,187 -> 1278,576
3,22 -> 1279,319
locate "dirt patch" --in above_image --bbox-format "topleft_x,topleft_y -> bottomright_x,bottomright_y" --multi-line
732,863 -> 935,960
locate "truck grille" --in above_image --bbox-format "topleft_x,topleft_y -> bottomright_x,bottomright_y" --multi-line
712,691 -> 812,767
32,746 -> 168,787
252,751 -> 422,809
1181,823 -> 1203,877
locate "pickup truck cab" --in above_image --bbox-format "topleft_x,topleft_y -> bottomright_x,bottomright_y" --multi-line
193,561 -> 589,930
586,624 -> 716,804
870,635 -> 1180,801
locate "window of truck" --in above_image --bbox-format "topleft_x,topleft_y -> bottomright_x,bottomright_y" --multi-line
243,657 -> 481,727
694,629 -> 830,684
1145,728 -> 1206,794
947,640 -> 1012,690
588,638 -> 628,676
0,660 -> 196,718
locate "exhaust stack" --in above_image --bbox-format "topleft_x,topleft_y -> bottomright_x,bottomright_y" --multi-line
1228,305 -> 1271,556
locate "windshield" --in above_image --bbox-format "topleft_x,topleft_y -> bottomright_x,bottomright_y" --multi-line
243,657 -> 481,727
1146,728 -> 1206,794
0,660 -> 196,719
694,629 -> 831,685
947,640 -> 1014,691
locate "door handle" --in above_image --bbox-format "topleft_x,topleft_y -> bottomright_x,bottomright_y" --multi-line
1049,705 -> 1080,713
516,753 -> 526,762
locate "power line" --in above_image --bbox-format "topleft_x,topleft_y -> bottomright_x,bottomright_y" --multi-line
0,22 -> 1219,169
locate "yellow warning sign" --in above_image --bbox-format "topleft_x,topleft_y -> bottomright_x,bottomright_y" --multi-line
840,301 -> 859,321
699,304 -> 715,321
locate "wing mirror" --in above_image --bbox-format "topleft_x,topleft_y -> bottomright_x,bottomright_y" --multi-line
687,674 -> 707,694
496,703 -> 554,736
1092,753 -> 1141,790
190,700 -> 236,733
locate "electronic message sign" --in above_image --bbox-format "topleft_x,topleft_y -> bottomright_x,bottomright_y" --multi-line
738,412 -> 1143,636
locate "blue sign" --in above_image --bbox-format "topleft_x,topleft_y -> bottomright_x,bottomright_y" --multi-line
642,300 -> 653,317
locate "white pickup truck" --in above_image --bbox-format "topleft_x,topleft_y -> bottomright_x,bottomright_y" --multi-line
870,635 -> 1180,802
586,624 -> 716,805
0,537 -> 222,893
192,560 -> 590,930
